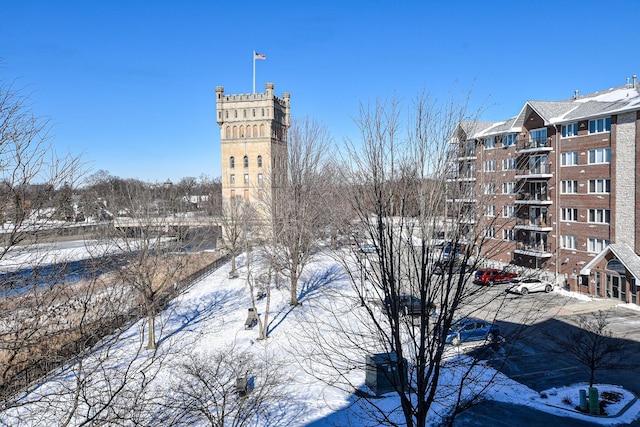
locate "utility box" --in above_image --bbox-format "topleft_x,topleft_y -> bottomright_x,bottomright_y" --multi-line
588,387 -> 600,415
365,352 -> 408,396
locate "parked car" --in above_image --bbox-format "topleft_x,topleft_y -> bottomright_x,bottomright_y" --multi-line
473,268 -> 518,285
444,318 -> 499,345
507,277 -> 554,295
433,260 -> 468,275
383,294 -> 435,316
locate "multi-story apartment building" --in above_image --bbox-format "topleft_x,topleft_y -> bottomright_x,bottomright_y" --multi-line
451,77 -> 640,304
215,83 -> 290,211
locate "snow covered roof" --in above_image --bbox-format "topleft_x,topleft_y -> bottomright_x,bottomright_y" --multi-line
462,83 -> 640,139
580,243 -> 640,280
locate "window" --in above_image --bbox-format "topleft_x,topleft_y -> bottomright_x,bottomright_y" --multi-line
588,148 -> 611,164
485,137 -> 495,149
561,151 -> 578,166
561,235 -> 578,250
529,128 -> 547,145
243,155 -> 249,168
503,229 -> 515,241
258,173 -> 263,184
588,179 -> 610,193
588,208 -> 610,224
561,208 -> 578,222
503,133 -> 517,147
588,238 -> 610,253
485,227 -> 495,238
502,182 -> 515,194
485,160 -> 496,172
230,156 -> 235,168
485,205 -> 495,217
257,155 -> 263,168
588,117 -> 611,134
484,183 -> 496,195
230,174 -> 235,184
503,157 -> 517,171
503,205 -> 516,218
561,180 -> 578,194
561,123 -> 578,138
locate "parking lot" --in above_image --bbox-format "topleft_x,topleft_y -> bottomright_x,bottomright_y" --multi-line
456,280 -> 640,426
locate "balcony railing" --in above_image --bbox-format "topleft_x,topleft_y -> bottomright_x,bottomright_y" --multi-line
516,241 -> 551,253
516,191 -> 550,202
516,137 -> 553,151
515,216 -> 549,228
516,164 -> 551,176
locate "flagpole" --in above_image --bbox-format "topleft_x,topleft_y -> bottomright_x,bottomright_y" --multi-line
252,51 -> 256,94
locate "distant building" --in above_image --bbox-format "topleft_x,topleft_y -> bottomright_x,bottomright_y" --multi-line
215,83 -> 290,213
451,76 -> 640,303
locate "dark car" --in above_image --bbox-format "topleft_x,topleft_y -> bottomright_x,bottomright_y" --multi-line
473,268 -> 518,285
383,294 -> 434,316
444,318 -> 499,345
433,260 -> 469,275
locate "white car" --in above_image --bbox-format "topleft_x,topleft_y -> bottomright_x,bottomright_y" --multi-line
508,277 -> 554,295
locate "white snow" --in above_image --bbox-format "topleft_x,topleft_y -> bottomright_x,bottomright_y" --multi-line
1,245 -> 639,426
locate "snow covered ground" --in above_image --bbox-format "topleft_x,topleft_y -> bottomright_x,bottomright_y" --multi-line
2,246 -> 640,426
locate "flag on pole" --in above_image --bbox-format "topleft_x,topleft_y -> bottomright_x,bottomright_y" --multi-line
254,51 -> 266,60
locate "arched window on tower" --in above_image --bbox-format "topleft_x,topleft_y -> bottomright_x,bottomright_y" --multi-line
232,126 -> 237,138
257,155 -> 263,167
225,126 -> 231,138
253,124 -> 258,136
239,126 -> 244,137
247,126 -> 252,138
230,156 -> 235,168
259,124 -> 265,137
244,155 -> 249,168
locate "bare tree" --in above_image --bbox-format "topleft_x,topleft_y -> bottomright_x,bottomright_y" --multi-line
100,181 -> 219,350
158,345 -> 294,427
291,91 -> 544,427
269,116 -> 333,306
546,310 -> 638,388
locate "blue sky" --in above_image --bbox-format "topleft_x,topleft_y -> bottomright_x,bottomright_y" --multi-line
2,0 -> 639,183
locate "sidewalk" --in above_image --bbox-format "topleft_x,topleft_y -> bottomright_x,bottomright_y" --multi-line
553,298 -> 619,316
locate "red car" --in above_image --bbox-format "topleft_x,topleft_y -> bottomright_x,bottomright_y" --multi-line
473,268 -> 517,285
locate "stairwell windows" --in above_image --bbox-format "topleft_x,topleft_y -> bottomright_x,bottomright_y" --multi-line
230,156 -> 235,168
503,157 -> 517,171
561,208 -> 578,222
244,174 -> 249,184
588,148 -> 611,164
485,160 -> 496,172
502,182 -> 515,194
561,180 -> 578,194
257,155 -> 263,168
588,238 -> 609,253
561,151 -> 578,166
503,205 -> 516,218
588,209 -> 610,224
588,117 -> 611,134
258,173 -> 263,184
561,123 -> 578,138
561,235 -> 578,250
503,229 -> 515,241
244,155 -> 249,168
588,179 -> 610,194
230,174 -> 235,184
484,183 -> 496,195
